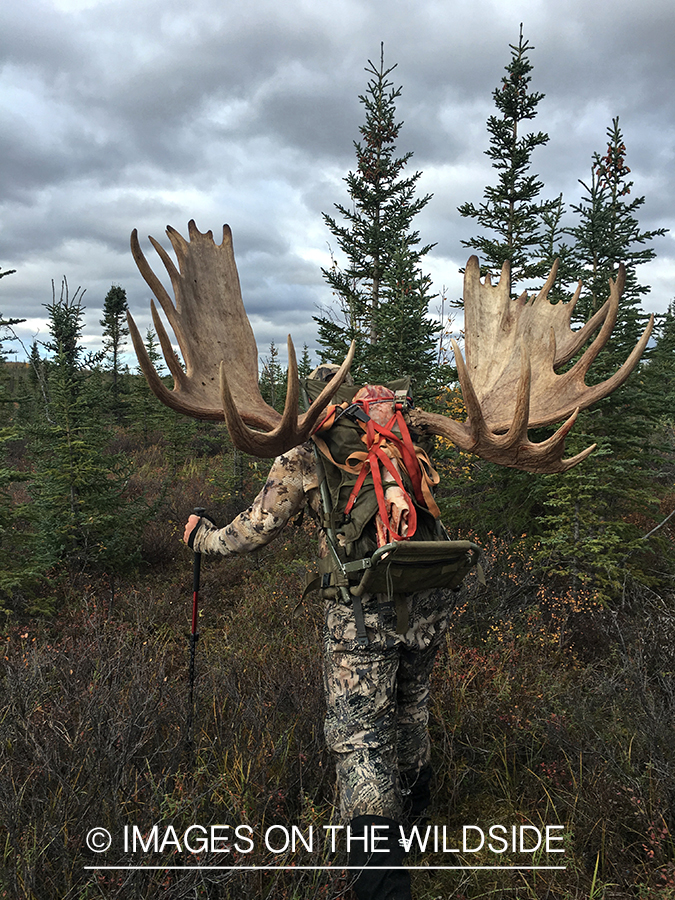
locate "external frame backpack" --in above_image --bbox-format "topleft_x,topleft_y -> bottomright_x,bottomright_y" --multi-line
302,377 -> 481,645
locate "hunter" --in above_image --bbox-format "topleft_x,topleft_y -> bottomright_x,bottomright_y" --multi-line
128,220 -> 652,900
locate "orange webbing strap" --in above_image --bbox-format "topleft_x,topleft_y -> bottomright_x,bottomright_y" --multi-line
414,447 -> 441,519
354,403 -> 441,524
311,398 -> 441,542
391,408 -> 441,520
344,436 -> 417,542
313,403 -> 346,433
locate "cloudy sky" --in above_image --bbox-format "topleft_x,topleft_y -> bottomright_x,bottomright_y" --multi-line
1,0 -> 673,369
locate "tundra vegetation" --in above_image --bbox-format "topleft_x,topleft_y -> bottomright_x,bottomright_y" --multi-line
1,33 -> 674,900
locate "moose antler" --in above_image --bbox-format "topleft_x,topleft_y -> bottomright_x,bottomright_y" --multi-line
408,256 -> 653,473
129,224 -> 651,473
128,220 -> 354,457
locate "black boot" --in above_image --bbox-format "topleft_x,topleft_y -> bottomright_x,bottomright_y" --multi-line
400,764 -> 432,829
348,814 -> 412,900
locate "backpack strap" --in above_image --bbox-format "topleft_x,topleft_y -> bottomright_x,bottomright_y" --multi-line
300,378 -> 480,645
313,396 -> 441,542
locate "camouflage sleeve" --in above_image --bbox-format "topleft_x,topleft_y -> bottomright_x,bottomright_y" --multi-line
191,444 -> 318,556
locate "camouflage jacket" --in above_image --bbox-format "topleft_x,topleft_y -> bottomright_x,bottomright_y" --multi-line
191,444 -> 321,556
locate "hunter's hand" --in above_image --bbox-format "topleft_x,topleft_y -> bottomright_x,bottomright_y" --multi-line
184,514 -> 201,546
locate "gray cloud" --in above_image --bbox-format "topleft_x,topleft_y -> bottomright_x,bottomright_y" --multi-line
1,0 -> 673,369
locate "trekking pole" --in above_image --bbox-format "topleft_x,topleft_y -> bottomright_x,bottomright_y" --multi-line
186,506 -> 206,750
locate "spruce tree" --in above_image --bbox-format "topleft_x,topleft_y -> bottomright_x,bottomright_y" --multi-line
28,286 -> 144,605
259,341 -> 285,412
567,117 -> 667,357
535,121 -> 669,596
0,268 -> 20,364
453,51 -> 669,596
315,45 -> 440,392
130,328 -> 169,443
43,279 -> 86,377
646,302 -> 675,424
367,247 -> 441,397
450,27 -> 559,542
100,283 -> 129,420
0,269 -> 25,424
298,343 -> 313,381
643,303 -> 675,558
0,270 -> 31,608
23,340 -> 50,425
561,118 -> 666,433
458,25 -> 559,288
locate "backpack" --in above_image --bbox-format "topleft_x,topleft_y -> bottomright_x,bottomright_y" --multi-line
302,377 -> 481,644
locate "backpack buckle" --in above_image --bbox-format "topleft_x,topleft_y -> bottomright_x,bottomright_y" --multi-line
394,389 -> 410,411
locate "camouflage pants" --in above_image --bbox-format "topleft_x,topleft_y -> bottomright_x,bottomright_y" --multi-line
322,587 -> 454,822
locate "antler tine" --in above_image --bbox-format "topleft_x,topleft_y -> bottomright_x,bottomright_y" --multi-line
130,229 -> 173,313
300,339 -> 357,432
530,267 -> 654,429
127,310 -> 172,407
451,337 -> 489,445
146,234 -> 191,358
219,336 -> 296,456
220,359 -> 274,454
526,262 -> 615,368
131,228 -> 190,359
555,290 -> 611,368
531,258 -> 559,307
150,300 -> 187,390
221,337 -> 356,457
566,265 -> 623,380
560,312 -> 654,414
502,408 -> 597,474
567,278 -> 583,318
131,227 -> 196,389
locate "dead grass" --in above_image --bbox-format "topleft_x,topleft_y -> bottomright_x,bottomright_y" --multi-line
1,443 -> 674,899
